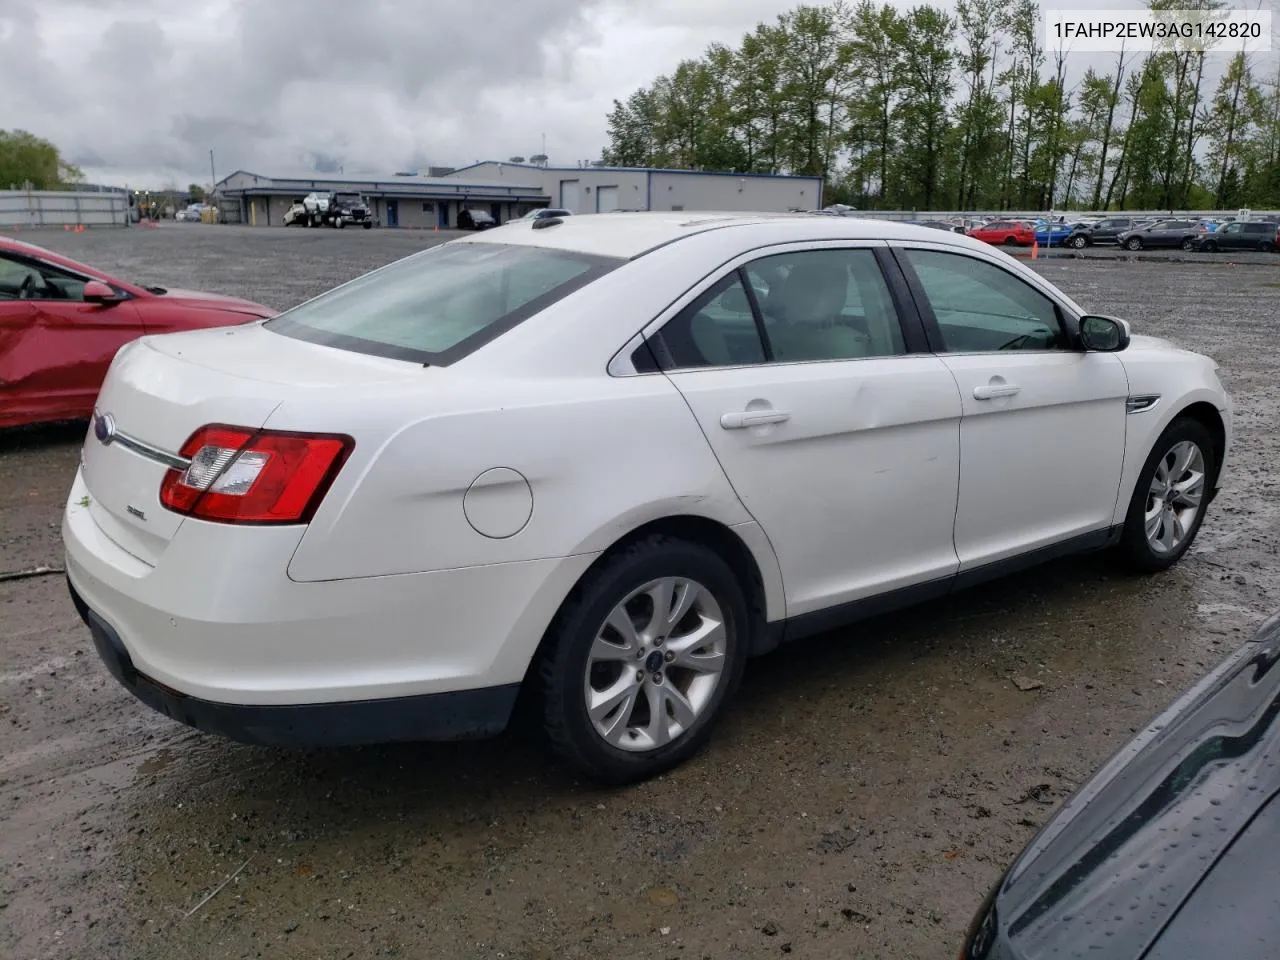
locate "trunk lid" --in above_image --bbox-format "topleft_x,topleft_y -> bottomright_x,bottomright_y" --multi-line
81,324 -> 422,565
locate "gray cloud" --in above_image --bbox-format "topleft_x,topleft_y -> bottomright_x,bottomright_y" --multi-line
3,0 -> 1274,187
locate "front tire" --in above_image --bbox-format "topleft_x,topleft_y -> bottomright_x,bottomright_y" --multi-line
1069,234 -> 1088,249
539,535 -> 749,784
1118,418 -> 1216,573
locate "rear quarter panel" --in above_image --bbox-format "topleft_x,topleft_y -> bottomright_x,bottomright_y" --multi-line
273,372 -> 772,596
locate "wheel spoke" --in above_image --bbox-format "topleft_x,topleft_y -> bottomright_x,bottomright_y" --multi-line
588,674 -> 640,742
662,683 -> 699,732
1172,471 -> 1204,507
1158,508 -> 1177,552
1144,505 -> 1164,540
603,605 -> 640,650
1172,507 -> 1192,543
663,580 -> 699,633
667,618 -> 727,673
642,683 -> 674,747
590,633 -> 634,662
1169,442 -> 1195,482
642,579 -> 676,638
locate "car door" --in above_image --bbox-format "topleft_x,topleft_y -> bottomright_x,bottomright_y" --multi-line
1216,222 -> 1246,249
0,252 -> 143,421
894,244 -> 1128,572
645,242 -> 964,618
1097,218 -> 1128,243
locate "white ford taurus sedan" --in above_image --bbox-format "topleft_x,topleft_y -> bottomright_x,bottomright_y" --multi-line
64,213 -> 1231,783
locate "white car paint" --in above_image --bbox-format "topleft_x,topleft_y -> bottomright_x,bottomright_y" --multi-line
63,213 -> 1231,740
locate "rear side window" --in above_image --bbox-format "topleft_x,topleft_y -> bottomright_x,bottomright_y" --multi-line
1244,223 -> 1270,235
265,242 -> 621,365
656,273 -> 766,368
654,248 -> 906,368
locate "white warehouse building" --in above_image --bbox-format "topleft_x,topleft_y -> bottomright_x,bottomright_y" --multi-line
446,162 -> 824,215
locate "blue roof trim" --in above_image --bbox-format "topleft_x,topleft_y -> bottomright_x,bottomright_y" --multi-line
215,169 -> 544,192
449,160 -> 823,184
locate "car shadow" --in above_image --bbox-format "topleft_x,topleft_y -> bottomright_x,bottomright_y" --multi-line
124,550 -> 1166,810
0,419 -> 87,453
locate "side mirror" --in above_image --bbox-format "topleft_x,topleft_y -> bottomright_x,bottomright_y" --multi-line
82,280 -> 123,306
1079,315 -> 1130,352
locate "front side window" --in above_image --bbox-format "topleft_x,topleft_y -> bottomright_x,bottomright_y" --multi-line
0,253 -> 86,301
902,249 -> 1065,353
266,242 -> 621,364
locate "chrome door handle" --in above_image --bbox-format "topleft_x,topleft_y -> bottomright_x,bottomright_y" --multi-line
973,384 -> 1021,400
720,410 -> 791,429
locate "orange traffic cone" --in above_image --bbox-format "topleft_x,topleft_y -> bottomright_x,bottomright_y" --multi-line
1031,239 -> 1039,260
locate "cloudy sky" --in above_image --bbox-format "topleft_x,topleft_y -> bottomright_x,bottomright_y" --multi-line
1,0 -> 1274,188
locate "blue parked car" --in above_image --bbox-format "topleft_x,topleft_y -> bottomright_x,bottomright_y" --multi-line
1034,221 -> 1078,246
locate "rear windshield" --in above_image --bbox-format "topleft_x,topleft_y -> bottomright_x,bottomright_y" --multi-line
265,242 -> 621,365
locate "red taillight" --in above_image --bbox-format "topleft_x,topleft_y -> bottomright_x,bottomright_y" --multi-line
160,424 -> 353,524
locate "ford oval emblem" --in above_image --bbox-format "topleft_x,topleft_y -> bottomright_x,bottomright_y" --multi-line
93,411 -> 117,446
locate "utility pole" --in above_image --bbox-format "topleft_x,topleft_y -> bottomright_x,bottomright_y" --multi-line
209,149 -> 216,198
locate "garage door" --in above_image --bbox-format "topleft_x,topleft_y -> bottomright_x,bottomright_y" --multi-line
596,185 -> 619,213
559,180 -> 580,212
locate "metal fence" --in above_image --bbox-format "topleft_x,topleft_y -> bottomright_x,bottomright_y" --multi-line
0,189 -> 130,229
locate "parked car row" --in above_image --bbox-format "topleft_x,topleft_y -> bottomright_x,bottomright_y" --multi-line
950,213 -> 1280,253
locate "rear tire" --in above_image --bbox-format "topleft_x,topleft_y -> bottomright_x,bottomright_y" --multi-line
539,535 -> 749,784
1118,417 -> 1216,573
1003,236 -> 1017,246
1181,237 -> 1195,251
1259,241 -> 1275,253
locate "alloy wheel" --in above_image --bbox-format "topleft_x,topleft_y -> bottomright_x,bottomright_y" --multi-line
1144,440 -> 1206,555
583,577 -> 727,752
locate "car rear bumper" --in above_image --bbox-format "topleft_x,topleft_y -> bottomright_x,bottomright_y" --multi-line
67,576 -> 519,746
62,467 -> 596,740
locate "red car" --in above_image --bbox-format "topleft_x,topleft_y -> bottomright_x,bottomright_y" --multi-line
0,237 -> 275,429
967,220 -> 1037,247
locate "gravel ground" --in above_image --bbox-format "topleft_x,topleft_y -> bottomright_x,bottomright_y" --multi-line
2,223 -> 1278,960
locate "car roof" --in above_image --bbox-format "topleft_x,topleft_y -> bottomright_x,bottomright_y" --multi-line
453,211 -> 1002,260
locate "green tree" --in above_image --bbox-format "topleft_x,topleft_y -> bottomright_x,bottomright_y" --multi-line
952,0 -> 1006,209
892,5 -> 955,209
845,1 -> 903,203
1205,51 -> 1259,207
0,130 -> 82,190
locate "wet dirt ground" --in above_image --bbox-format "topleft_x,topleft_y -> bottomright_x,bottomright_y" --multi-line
2,224 -> 1278,960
